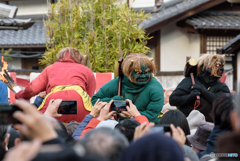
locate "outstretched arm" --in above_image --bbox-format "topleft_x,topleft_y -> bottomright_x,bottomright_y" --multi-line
15,68 -> 49,100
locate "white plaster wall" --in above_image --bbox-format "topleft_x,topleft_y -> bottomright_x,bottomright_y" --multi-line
9,0 -> 48,16
160,23 -> 200,71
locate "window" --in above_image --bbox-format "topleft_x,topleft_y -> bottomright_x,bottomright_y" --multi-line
201,35 -> 236,54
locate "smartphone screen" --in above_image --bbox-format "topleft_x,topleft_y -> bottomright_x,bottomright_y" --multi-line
0,105 -> 22,125
110,101 -> 129,112
149,125 -> 172,135
57,101 -> 77,114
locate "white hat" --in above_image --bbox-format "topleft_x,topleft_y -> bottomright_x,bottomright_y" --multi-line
187,110 -> 206,131
161,103 -> 176,112
96,119 -> 119,129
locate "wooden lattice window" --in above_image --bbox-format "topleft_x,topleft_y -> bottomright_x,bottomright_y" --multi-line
201,35 -> 235,54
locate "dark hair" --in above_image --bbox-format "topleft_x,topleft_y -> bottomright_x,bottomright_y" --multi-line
159,110 -> 190,145
79,127 -> 129,161
56,120 -> 67,132
66,121 -> 79,136
115,119 -> 140,142
216,132 -> 240,160
8,127 -> 19,149
0,125 -> 9,143
212,94 -> 234,130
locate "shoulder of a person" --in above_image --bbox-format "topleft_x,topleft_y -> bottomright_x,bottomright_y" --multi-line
145,78 -> 164,95
214,80 -> 230,91
176,77 -> 192,87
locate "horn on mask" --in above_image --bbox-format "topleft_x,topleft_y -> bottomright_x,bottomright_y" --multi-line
130,59 -> 134,65
149,58 -> 154,62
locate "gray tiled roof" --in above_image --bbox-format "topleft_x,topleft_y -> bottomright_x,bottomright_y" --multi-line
218,34 -> 240,53
139,0 -> 210,30
186,12 -> 240,29
0,21 -> 46,47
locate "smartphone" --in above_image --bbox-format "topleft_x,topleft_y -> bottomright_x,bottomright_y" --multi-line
0,105 -> 22,125
57,101 -> 77,114
110,101 -> 129,113
149,125 -> 172,135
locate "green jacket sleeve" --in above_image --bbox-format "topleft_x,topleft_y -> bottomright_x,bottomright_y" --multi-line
139,84 -> 164,124
91,78 -> 119,105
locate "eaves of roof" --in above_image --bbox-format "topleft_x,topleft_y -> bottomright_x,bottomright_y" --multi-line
139,0 -> 227,34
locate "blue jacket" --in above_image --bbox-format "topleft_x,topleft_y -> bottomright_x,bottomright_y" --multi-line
0,81 -> 8,104
72,114 -> 94,140
197,125 -> 230,158
33,96 -> 44,107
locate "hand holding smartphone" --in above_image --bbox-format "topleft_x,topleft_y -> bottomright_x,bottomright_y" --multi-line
110,101 -> 129,113
57,101 -> 77,114
0,105 -> 22,125
149,125 -> 172,136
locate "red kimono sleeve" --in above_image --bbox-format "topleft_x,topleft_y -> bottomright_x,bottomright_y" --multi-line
78,118 -> 100,140
16,67 -> 49,100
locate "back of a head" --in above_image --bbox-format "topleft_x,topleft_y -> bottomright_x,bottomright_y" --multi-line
120,133 -> 184,161
8,127 -> 19,149
216,132 -> 240,160
212,94 -> 234,130
115,119 -> 140,142
0,125 -> 9,143
78,127 -> 129,161
56,47 -> 85,64
66,121 -> 79,136
159,110 -> 190,136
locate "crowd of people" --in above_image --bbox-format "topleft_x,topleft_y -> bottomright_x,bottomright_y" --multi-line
0,47 -> 239,161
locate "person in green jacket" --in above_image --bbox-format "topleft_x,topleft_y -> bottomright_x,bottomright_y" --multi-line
91,53 -> 164,124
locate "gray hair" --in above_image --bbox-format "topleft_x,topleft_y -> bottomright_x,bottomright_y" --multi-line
78,127 -> 129,161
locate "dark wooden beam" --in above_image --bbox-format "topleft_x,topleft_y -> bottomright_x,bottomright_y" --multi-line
0,45 -> 46,49
145,0 -> 227,34
155,30 -> 160,71
156,71 -> 183,76
197,29 -> 240,35
0,0 -> 32,1
177,21 -> 198,33
200,34 -> 207,54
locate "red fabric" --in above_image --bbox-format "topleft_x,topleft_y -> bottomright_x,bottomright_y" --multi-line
78,118 -> 100,139
134,115 -> 149,125
16,57 -> 96,123
219,74 -> 227,83
16,78 -> 30,87
95,73 -> 112,92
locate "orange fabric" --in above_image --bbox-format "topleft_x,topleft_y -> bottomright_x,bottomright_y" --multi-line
78,118 -> 101,140
134,115 -> 149,125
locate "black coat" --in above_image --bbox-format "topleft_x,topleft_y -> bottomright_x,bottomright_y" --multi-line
169,75 -> 230,122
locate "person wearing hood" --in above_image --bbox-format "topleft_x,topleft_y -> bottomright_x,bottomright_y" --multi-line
15,47 -> 96,123
91,53 -> 164,124
169,54 -> 229,122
